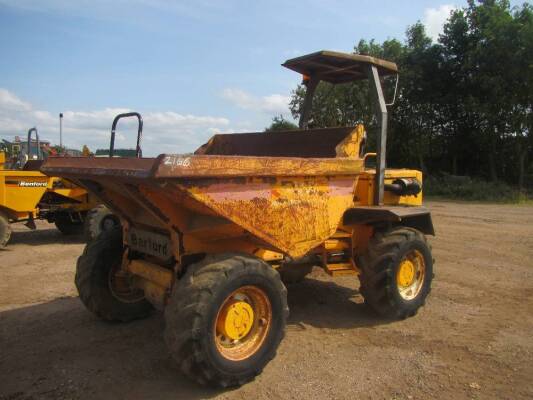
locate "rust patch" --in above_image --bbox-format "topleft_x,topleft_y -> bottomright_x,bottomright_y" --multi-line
203,182 -> 271,202
181,176 -> 357,258
156,154 -> 363,178
328,178 -> 356,196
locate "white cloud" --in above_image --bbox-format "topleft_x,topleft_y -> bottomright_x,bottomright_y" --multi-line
0,88 -> 231,156
423,4 -> 456,42
0,89 -> 32,111
221,88 -> 290,115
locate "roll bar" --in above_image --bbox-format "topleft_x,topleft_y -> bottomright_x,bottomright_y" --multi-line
109,112 -> 143,158
297,67 -> 390,205
368,65 -> 388,206
27,127 -> 41,160
283,51 -> 397,205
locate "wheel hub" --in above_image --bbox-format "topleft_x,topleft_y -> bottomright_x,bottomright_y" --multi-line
217,300 -> 255,340
396,250 -> 426,301
397,259 -> 416,287
101,216 -> 117,231
108,266 -> 145,303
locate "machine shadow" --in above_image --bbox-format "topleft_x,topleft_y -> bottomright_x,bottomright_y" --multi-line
0,276 -> 390,399
286,276 -> 392,330
0,298 -> 222,400
7,227 -> 85,246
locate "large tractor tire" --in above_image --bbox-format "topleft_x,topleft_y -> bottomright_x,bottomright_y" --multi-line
164,253 -> 289,387
84,205 -> 120,241
0,211 -> 11,248
357,227 -> 433,319
75,227 -> 153,322
55,212 -> 84,235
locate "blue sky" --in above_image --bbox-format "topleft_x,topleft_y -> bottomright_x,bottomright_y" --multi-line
0,0 -> 524,155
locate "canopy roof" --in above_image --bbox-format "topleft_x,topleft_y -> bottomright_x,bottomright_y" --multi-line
282,50 -> 398,84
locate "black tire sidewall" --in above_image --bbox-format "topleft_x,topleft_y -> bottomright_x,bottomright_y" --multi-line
87,240 -> 124,309
201,269 -> 285,378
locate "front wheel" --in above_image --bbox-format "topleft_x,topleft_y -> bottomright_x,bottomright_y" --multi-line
75,227 -> 153,321
357,227 -> 433,319
164,253 -> 289,387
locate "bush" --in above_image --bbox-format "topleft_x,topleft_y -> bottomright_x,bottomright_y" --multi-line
424,174 -> 531,203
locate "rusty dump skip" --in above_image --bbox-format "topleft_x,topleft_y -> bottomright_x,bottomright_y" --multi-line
41,127 -> 366,258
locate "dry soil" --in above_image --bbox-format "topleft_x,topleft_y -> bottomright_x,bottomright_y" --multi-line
1,201 -> 532,400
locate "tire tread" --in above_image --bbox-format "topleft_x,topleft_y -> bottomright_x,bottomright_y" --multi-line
164,253 -> 288,388
358,227 -> 433,319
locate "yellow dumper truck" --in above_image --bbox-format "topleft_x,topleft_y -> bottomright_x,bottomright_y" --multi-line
0,128 -> 116,247
42,51 -> 435,387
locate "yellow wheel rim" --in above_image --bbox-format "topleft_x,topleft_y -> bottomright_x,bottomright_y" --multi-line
396,249 -> 426,301
214,286 -> 272,361
108,265 -> 145,303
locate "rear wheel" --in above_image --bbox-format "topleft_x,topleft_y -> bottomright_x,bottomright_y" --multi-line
357,227 -> 433,319
84,205 -> 120,241
75,227 -> 153,321
164,253 -> 288,387
0,211 -> 11,248
55,212 -> 84,235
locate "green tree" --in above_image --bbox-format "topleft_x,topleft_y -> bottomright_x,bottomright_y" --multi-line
264,115 -> 298,131
284,0 -> 532,191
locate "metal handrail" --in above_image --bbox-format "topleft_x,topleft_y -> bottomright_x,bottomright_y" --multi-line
109,112 -> 143,158
27,127 -> 40,160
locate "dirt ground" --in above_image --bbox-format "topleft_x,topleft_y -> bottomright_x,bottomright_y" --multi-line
1,201 -> 532,400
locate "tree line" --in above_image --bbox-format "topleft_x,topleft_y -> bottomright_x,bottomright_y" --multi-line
274,1 -> 532,190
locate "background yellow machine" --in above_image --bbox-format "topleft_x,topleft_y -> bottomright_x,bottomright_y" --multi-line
42,51 -> 435,388
0,128 -> 112,247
